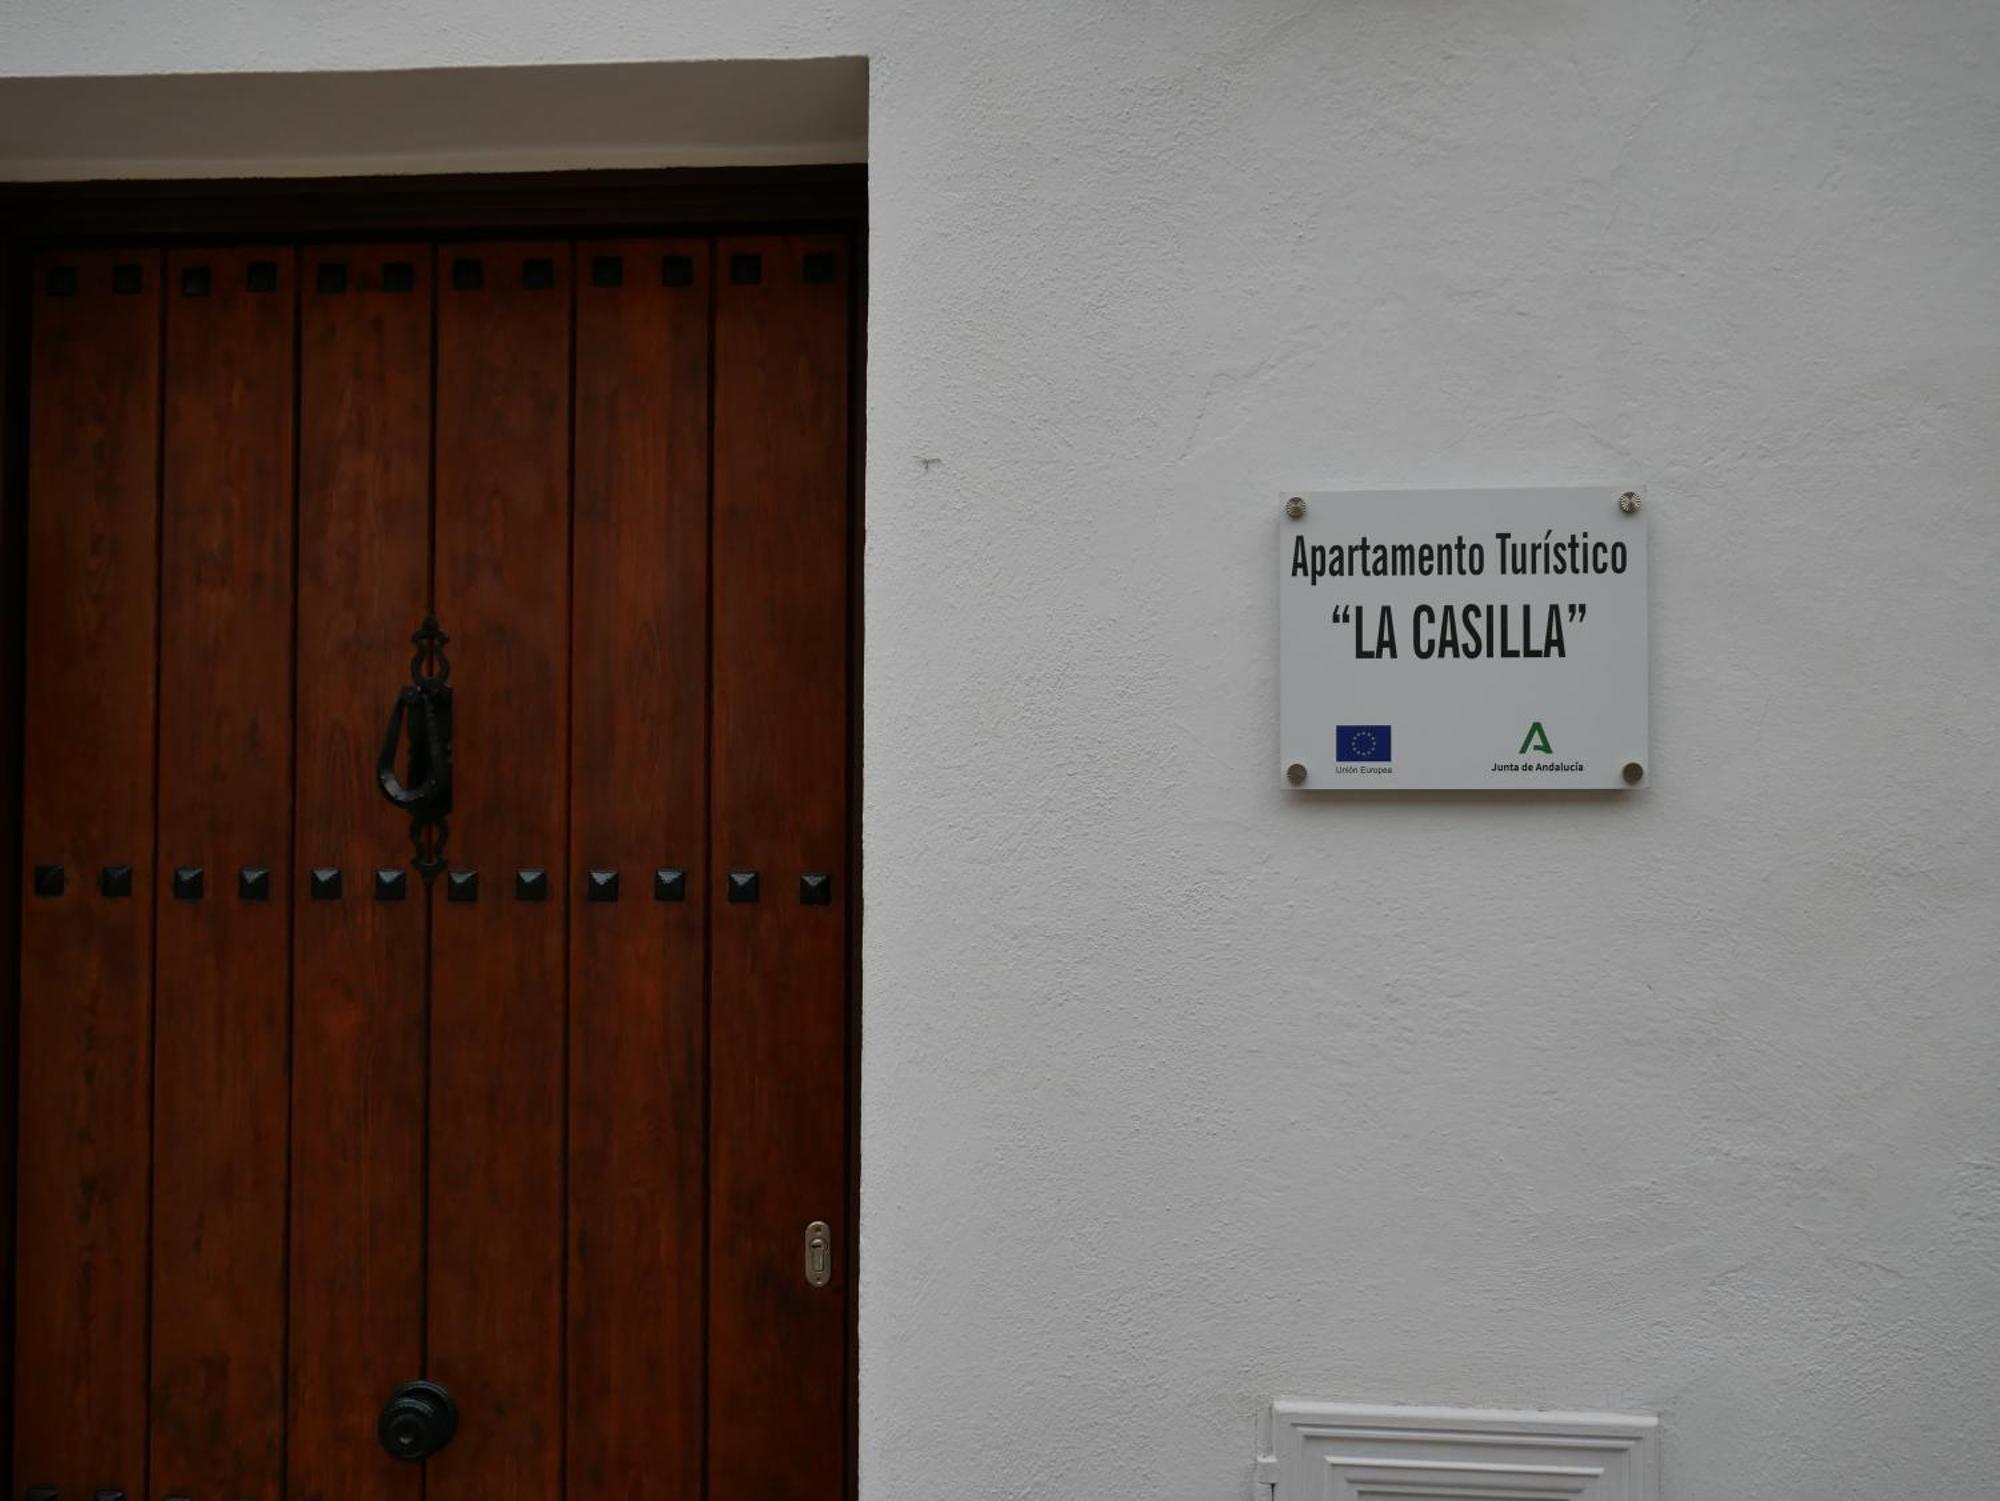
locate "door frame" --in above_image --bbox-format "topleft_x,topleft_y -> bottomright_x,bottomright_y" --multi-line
0,163 -> 867,1499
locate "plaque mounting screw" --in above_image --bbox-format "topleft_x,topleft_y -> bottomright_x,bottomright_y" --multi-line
1618,492 -> 1641,514
1284,496 -> 1307,520
1286,762 -> 1308,786
1623,761 -> 1645,785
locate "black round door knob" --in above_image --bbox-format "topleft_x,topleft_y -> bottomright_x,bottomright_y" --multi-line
378,1379 -> 458,1462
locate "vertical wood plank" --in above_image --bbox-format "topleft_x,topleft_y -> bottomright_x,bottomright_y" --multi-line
566,238 -> 710,1501
0,235 -> 14,1500
709,233 -> 852,1501
427,242 -> 570,1501
288,246 -> 431,1501
150,247 -> 295,1501
13,248 -> 161,1501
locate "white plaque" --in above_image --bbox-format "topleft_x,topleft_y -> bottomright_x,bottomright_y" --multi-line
1278,488 -> 1648,790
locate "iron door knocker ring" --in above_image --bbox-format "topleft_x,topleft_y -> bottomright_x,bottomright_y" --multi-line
377,614 -> 453,881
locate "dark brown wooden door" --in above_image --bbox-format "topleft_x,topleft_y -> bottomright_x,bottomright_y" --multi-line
12,235 -> 853,1501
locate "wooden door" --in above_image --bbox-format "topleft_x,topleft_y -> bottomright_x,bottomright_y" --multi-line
11,234 -> 853,1501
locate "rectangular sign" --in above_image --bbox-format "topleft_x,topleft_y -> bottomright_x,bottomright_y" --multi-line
1278,488 -> 1648,790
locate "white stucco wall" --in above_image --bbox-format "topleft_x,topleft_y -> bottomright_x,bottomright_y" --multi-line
8,2 -> 1999,1498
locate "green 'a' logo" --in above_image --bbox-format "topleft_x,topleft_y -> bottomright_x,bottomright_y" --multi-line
1519,721 -> 1553,755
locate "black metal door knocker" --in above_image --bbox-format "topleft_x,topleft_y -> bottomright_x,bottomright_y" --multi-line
378,614 -> 453,882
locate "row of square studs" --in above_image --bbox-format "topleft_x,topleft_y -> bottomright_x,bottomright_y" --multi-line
44,252 -> 835,299
28,864 -> 831,905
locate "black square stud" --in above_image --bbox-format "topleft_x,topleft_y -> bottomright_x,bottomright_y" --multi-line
522,257 -> 556,290
516,868 -> 548,902
31,863 -> 64,897
100,864 -> 134,898
447,868 -> 480,903
727,870 -> 761,903
375,868 -> 407,902
113,263 -> 144,294
590,255 -> 623,288
730,253 -> 762,286
45,265 -> 78,297
27,1487 -> 58,1501
803,252 -> 837,285
451,257 -> 484,291
94,1489 -> 126,1501
310,867 -> 343,900
247,260 -> 279,293
239,866 -> 271,901
180,265 -> 211,298
173,866 -> 205,901
661,254 -> 694,287
654,867 -> 686,902
799,872 -> 833,906
586,869 -> 620,903
315,262 -> 349,295
382,260 -> 416,293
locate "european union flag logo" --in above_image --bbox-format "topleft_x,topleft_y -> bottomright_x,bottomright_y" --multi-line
1336,724 -> 1392,763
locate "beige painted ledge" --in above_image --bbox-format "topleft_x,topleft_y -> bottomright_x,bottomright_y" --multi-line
0,57 -> 867,181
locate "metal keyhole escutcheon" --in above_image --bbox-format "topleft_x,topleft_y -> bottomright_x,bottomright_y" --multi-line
378,1379 -> 458,1462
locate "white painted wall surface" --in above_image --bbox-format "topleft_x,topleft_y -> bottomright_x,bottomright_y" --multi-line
7,2 -> 1999,1497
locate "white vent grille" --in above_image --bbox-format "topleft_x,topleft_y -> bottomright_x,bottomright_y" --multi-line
1264,1401 -> 1659,1501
